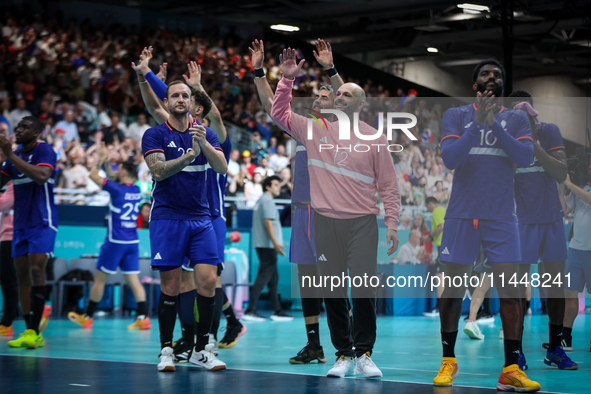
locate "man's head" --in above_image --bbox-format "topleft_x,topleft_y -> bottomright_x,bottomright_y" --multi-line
140,202 -> 151,219
117,162 -> 138,183
277,144 -> 286,156
15,116 -> 43,145
263,175 -> 282,197
259,156 -> 269,168
110,111 -> 120,127
230,149 -> 240,162
334,83 -> 366,116
399,214 -> 411,228
137,113 -> 147,125
190,90 -> 212,119
64,111 -> 74,123
16,99 -> 26,111
409,229 -> 421,247
165,81 -> 192,118
312,85 -> 335,112
280,166 -> 291,181
472,59 -> 505,98
425,196 -> 439,212
507,90 -> 533,110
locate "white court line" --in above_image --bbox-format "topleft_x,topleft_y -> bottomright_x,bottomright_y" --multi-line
0,354 -> 575,394
70,384 -> 90,387
479,356 -> 494,359
381,367 -> 488,376
394,352 -> 410,354
421,353 -> 437,356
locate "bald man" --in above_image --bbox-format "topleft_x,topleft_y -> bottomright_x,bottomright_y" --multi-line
271,48 -> 401,379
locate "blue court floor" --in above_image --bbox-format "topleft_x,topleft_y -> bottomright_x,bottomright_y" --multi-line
1,314 -> 590,394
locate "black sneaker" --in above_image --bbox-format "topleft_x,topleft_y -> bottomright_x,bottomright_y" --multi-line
172,338 -> 194,363
271,311 -> 293,321
219,322 -> 247,349
561,337 -> 573,352
289,343 -> 327,364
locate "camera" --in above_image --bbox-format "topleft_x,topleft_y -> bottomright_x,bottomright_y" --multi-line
567,147 -> 590,186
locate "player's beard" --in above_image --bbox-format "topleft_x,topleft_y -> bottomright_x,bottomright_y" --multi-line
476,80 -> 503,98
168,103 -> 189,121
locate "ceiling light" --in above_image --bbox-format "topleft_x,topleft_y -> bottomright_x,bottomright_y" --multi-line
270,24 -> 300,32
457,3 -> 490,13
427,47 -> 439,53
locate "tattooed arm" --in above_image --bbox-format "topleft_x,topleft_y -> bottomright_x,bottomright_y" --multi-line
145,150 -> 198,182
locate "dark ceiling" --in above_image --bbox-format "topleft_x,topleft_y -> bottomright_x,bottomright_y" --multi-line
89,0 -> 591,81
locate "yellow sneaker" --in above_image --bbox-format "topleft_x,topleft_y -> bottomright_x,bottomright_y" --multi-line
21,329 -> 44,349
433,357 -> 459,387
39,305 -> 52,333
7,331 -> 27,347
497,364 -> 541,392
0,324 -> 14,336
68,312 -> 93,328
127,317 -> 152,330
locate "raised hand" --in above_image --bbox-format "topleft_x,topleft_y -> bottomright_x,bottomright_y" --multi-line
131,46 -> 152,75
249,39 -> 265,70
157,62 -> 167,82
279,48 -> 305,80
98,142 -> 109,163
0,133 -> 12,156
182,61 -> 202,89
312,38 -> 334,69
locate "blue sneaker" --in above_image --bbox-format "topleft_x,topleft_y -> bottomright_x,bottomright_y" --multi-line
518,351 -> 528,371
544,346 -> 578,370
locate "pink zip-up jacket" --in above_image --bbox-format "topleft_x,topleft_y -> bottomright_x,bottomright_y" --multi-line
0,183 -> 14,242
271,77 -> 401,229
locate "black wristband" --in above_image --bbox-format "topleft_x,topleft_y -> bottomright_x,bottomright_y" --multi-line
325,66 -> 338,78
254,68 -> 265,78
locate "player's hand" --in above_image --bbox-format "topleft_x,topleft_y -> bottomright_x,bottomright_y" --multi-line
279,48 -> 305,80
275,243 -> 287,256
131,46 -> 152,75
0,134 -> 12,156
386,229 -> 399,256
475,91 -> 497,126
249,39 -> 265,70
97,142 -> 109,162
182,61 -> 202,90
313,39 -> 334,69
157,62 -> 167,82
190,125 -> 207,151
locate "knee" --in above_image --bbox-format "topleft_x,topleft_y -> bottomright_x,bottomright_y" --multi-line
29,264 -> 44,282
197,273 -> 217,293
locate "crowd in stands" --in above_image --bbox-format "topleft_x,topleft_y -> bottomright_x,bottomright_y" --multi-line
0,11 -> 453,242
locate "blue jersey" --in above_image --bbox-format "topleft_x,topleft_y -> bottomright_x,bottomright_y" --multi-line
292,140 -> 311,203
1,142 -> 58,230
103,180 -> 141,243
142,121 -> 221,221
206,137 -> 231,220
441,104 -> 532,221
515,122 -> 565,224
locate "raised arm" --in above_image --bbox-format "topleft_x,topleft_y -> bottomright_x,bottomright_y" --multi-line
89,143 -> 109,187
250,40 -> 274,114
131,48 -> 169,124
565,175 -> 591,206
313,39 -> 344,91
183,61 -> 227,144
0,135 -> 52,185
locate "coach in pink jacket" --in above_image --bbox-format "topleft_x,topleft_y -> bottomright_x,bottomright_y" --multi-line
271,48 -> 401,379
0,183 -> 17,335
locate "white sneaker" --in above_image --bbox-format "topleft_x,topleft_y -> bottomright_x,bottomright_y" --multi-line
189,343 -> 227,371
354,352 -> 383,378
499,328 -> 504,340
157,347 -> 176,372
526,307 -> 532,316
327,355 -> 355,378
208,333 -> 219,356
463,321 -> 485,340
270,312 -> 294,321
241,312 -> 267,322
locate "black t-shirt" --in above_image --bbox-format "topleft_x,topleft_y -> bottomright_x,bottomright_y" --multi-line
102,126 -> 125,145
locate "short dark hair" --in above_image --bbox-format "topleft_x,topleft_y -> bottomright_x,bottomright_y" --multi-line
120,162 -> 138,180
472,58 -> 505,83
165,80 -> 191,99
425,196 -> 439,206
262,175 -> 281,192
192,90 -> 212,118
507,90 -> 533,105
21,116 -> 43,133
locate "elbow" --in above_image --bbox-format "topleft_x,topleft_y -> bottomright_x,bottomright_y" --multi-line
215,163 -> 228,175
152,172 -> 164,182
440,154 -> 457,170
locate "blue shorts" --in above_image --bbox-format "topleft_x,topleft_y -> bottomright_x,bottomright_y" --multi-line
97,240 -> 140,274
439,219 -> 521,265
12,225 -> 57,258
182,215 -> 226,272
518,220 -> 568,264
150,219 -> 219,270
564,248 -> 591,293
290,204 -> 317,265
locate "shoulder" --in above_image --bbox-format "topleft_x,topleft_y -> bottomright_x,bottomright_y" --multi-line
36,142 -> 56,155
540,122 -> 560,135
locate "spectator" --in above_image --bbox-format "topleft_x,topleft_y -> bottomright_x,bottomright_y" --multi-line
412,213 -> 433,260
255,156 -> 275,178
126,113 -> 150,141
240,150 -> 256,179
137,202 -> 151,229
244,172 -> 264,208
268,144 -> 289,172
52,111 -> 79,142
398,214 -> 412,230
101,112 -> 126,146
0,99 -> 11,136
227,149 -> 240,178
397,230 -> 424,265
277,167 -> 292,200
249,130 -> 267,163
58,149 -> 90,204
9,99 -> 31,131
431,180 -> 449,206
